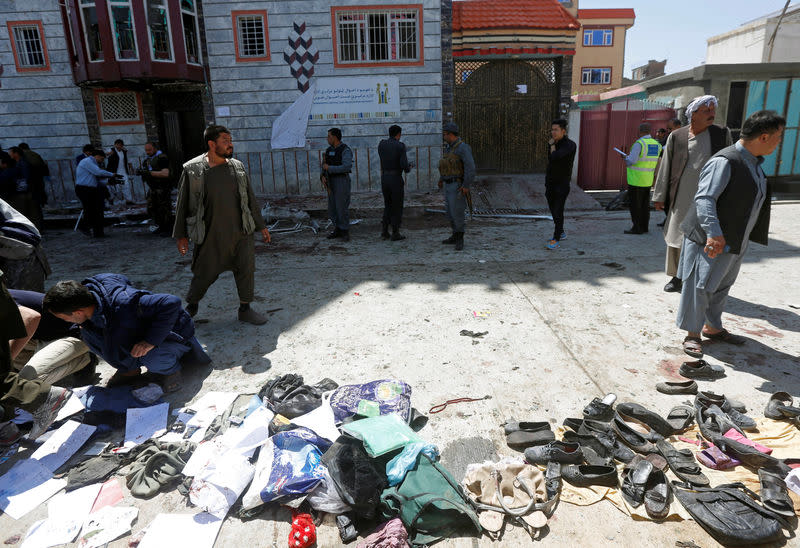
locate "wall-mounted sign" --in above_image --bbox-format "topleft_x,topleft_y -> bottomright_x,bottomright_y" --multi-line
309,77 -> 400,120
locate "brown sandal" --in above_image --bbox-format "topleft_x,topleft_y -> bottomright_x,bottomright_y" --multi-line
682,336 -> 703,358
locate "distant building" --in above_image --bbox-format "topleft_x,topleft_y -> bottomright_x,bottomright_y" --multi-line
631,59 -> 666,81
571,7 -> 635,95
706,3 -> 800,64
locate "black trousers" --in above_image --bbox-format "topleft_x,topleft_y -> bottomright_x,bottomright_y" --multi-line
147,186 -> 173,230
381,174 -> 405,230
627,184 -> 651,233
545,181 -> 570,241
75,185 -> 105,236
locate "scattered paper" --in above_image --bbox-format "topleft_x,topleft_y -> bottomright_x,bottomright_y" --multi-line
21,484 -> 103,548
77,505 -> 138,548
138,512 -> 222,548
189,452 -> 254,518
83,442 -> 108,456
613,147 -> 627,157
183,392 -> 238,442
131,383 -> 163,405
293,402 -> 340,443
0,460 -> 66,519
54,392 -> 86,422
124,402 -> 169,447
90,478 -> 123,513
31,421 -> 96,472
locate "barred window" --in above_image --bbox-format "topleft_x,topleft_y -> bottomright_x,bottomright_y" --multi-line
96,91 -> 142,125
8,21 -> 48,70
233,11 -> 270,62
181,0 -> 201,64
147,0 -> 173,61
335,7 -> 421,65
79,0 -> 103,61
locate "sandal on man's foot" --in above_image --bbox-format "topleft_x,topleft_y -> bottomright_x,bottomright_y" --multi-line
702,328 -> 746,345
159,371 -> 183,393
107,367 -> 143,387
682,336 -> 703,358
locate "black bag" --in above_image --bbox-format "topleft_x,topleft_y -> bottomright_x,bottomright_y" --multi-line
672,481 -> 790,546
259,374 -> 338,419
322,436 -> 388,519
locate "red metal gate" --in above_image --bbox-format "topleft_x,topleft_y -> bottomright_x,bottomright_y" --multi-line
577,99 -> 676,190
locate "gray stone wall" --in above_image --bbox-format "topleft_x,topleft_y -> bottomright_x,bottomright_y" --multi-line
202,0 -> 444,192
0,1 -> 89,161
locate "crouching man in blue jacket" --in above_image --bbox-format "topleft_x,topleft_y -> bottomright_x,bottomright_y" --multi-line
43,273 -> 210,392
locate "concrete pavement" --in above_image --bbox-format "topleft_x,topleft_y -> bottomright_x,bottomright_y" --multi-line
2,196 -> 799,547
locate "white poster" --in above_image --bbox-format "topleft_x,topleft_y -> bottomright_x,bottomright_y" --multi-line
271,84 -> 315,150
310,76 -> 400,120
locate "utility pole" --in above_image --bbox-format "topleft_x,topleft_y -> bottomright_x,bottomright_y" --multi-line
766,0 -> 791,62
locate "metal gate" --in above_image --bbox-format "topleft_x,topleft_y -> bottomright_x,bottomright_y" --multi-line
577,98 -> 675,190
454,59 -> 559,173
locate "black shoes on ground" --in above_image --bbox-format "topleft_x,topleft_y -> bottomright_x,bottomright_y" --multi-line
663,277 -> 682,293
442,232 -> 464,250
327,228 -> 350,241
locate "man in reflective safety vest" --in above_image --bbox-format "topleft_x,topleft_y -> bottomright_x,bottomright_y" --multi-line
623,123 -> 662,234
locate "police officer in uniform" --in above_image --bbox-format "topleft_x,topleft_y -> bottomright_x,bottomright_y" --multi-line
378,125 -> 412,241
438,122 -> 475,251
623,123 -> 662,234
321,128 -> 353,242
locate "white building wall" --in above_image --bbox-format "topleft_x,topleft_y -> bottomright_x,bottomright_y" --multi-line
202,0 -> 443,192
706,10 -> 800,65
0,0 -> 89,161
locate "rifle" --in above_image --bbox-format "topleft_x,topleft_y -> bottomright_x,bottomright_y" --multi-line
319,159 -> 331,194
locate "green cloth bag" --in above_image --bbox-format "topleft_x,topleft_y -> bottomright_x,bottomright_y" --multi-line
380,452 -> 482,547
340,413 -> 424,457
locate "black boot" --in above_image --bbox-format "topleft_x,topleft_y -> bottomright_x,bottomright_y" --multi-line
454,232 -> 464,251
390,227 -> 405,241
326,228 -> 341,239
340,230 -> 350,242
381,223 -> 390,240
442,232 -> 457,244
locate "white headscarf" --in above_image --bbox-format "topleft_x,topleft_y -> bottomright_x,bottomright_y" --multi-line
684,95 -> 718,123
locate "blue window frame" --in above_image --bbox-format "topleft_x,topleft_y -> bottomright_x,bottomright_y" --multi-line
583,28 -> 613,46
581,67 -> 611,85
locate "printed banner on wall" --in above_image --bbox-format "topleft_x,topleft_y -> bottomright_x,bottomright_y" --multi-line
309,77 -> 400,120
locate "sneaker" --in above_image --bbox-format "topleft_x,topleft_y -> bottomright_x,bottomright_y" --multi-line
0,421 -> 22,447
238,307 -> 268,325
28,387 -> 72,440
546,239 -> 560,249
560,231 -> 567,240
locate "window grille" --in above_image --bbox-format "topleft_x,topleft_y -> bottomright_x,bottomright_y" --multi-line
336,9 -> 419,64
98,91 -> 140,123
237,15 -> 266,57
109,1 -> 138,59
12,25 -> 46,68
147,0 -> 172,61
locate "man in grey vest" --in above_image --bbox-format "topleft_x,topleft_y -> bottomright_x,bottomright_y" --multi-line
438,122 -> 475,251
173,125 -> 271,325
653,96 -> 731,293
676,110 -> 783,359
321,128 -> 353,242
378,125 -> 412,241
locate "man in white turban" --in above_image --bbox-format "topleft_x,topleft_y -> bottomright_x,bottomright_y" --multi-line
653,95 -> 731,292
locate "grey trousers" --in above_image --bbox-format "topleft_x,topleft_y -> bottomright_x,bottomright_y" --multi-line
444,181 -> 466,233
676,251 -> 744,333
666,245 -> 681,277
13,337 -> 91,385
327,176 -> 351,231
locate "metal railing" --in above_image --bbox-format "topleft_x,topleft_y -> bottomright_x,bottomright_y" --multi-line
44,145 -> 442,204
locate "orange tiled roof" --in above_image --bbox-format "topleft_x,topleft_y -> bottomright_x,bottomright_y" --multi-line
577,8 -> 636,20
453,0 -> 581,31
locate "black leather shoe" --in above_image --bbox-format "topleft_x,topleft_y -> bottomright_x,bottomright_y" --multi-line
390,232 -> 406,241
562,464 -> 618,487
621,457 -> 653,507
381,230 -> 390,240
616,402 -> 674,437
583,397 -> 614,422
442,233 -> 457,244
663,277 -> 682,293
612,414 -> 660,453
524,441 -> 583,465
695,391 -> 756,431
545,461 -> 562,501
186,302 -> 199,317
454,232 -> 464,251
624,229 -> 643,235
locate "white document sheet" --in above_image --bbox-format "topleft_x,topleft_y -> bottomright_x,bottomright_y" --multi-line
77,506 -> 138,548
31,421 -> 96,472
54,393 -> 85,422
138,512 -> 223,548
124,403 -> 169,447
0,460 -> 66,520
189,452 -> 255,518
21,483 -> 102,548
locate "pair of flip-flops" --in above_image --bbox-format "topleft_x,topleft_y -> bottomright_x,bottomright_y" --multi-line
765,392 -> 800,423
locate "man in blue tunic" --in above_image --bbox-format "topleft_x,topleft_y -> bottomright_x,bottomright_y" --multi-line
676,110 -> 784,358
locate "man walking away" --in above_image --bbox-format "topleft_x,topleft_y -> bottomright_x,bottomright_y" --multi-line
321,128 -> 353,242
438,122 -> 475,251
676,110 -> 783,359
76,150 -> 117,238
545,119 -> 577,249
378,125 -> 412,241
139,142 -> 173,236
653,96 -> 730,292
173,125 -> 271,325
623,123 -> 661,234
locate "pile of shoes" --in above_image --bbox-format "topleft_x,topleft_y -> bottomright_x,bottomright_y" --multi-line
502,389 -> 798,544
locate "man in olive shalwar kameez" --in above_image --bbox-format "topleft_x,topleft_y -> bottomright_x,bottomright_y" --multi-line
675,110 -> 784,358
173,125 -> 271,325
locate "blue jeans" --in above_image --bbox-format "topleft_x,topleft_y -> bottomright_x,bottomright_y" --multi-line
134,337 -> 194,376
